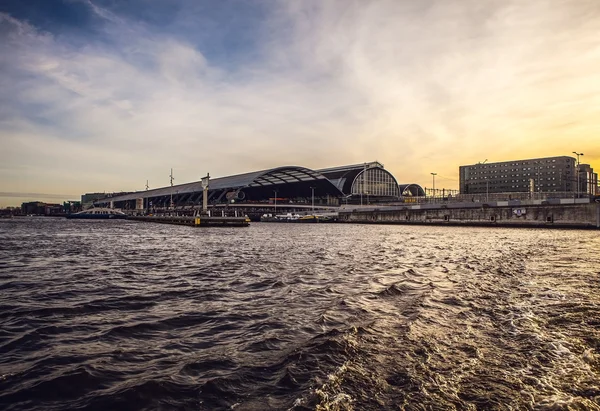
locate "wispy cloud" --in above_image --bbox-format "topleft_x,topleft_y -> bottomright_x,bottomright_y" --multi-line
0,0 -> 599,205
0,192 -> 77,199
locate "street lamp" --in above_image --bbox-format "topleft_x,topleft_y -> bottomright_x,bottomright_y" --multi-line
361,163 -> 367,206
310,187 -> 315,214
273,190 -> 278,214
430,173 -> 437,197
573,151 -> 584,197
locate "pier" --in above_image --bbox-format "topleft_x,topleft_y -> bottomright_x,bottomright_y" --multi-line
127,215 -> 249,227
338,199 -> 600,229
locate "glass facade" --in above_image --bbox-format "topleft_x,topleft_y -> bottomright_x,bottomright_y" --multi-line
351,168 -> 399,197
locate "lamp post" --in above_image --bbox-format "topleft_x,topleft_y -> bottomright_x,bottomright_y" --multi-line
310,187 -> 315,214
361,163 -> 367,206
201,173 -> 210,215
273,190 -> 278,214
573,151 -> 583,197
430,173 -> 437,198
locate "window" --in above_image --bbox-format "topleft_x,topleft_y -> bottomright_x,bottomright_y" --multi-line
352,168 -> 399,197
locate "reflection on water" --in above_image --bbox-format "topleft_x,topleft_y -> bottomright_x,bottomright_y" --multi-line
0,218 -> 599,410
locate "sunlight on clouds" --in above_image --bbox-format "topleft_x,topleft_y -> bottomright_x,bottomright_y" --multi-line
0,0 -> 599,203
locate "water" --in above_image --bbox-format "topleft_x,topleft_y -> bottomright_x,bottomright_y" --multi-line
1,218 -> 599,410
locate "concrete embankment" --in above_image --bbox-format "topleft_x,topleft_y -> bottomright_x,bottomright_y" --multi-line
339,199 -> 600,229
128,215 -> 249,227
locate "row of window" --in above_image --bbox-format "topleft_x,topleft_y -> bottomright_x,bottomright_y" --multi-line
468,166 -> 569,175
469,173 -> 564,181
470,158 -> 570,169
471,177 -> 560,184
468,183 -> 566,190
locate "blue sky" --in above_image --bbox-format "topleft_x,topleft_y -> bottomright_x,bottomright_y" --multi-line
1,0 -> 599,205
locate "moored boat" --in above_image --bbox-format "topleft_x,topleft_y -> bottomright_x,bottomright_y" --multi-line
66,208 -> 127,220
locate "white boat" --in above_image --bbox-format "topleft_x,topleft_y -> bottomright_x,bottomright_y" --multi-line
66,208 -> 127,220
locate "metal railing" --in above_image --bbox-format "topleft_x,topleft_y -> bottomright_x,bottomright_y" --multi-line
400,191 -> 596,205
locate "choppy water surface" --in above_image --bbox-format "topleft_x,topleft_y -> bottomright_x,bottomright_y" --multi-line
1,218 -> 599,410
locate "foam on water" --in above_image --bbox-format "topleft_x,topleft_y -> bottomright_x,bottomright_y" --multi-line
0,218 -> 599,410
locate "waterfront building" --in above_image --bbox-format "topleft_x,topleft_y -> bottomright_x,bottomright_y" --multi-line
317,162 -> 400,200
21,201 -> 64,216
458,156 -> 594,195
81,193 -> 108,209
81,192 -> 134,209
578,164 -> 599,196
93,162 -> 421,210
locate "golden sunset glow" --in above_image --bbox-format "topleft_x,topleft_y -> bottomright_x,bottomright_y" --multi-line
0,1 -> 598,205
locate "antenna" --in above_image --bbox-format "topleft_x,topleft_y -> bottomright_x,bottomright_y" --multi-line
145,180 -> 149,190
170,168 -> 174,187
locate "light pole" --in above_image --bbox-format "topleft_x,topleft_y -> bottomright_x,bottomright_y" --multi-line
310,187 -> 315,214
485,177 -> 489,202
430,173 -> 437,197
573,151 -> 583,197
273,190 -> 278,215
361,163 -> 367,206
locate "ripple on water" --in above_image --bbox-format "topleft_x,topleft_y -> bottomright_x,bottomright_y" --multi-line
0,219 -> 599,410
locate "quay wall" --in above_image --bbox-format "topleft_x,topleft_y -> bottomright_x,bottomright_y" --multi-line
127,215 -> 249,227
338,202 -> 600,229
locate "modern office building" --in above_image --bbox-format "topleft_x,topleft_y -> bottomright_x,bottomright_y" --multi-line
459,156 -> 581,195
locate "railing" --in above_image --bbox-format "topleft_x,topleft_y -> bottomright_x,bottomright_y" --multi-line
400,191 -> 596,205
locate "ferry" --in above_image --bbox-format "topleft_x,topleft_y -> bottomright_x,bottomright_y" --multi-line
66,208 -> 127,220
260,213 -> 300,222
260,213 -> 334,223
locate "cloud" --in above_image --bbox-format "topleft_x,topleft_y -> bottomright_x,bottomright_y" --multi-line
0,0 -> 599,206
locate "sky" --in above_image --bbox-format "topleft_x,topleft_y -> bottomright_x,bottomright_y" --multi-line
1,0 -> 599,206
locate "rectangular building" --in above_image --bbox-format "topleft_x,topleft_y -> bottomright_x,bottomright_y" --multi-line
459,156 -> 577,194
578,164 -> 599,196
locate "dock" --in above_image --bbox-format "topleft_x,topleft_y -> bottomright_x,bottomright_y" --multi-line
127,215 -> 249,227
338,199 -> 600,229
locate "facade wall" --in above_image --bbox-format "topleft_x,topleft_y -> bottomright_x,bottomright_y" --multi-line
351,167 -> 400,197
339,203 -> 600,229
459,156 -> 576,194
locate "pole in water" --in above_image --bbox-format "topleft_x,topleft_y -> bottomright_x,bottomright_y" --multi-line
201,173 -> 210,214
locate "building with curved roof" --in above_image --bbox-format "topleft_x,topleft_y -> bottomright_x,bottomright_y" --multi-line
398,184 -> 426,197
317,161 -> 400,199
94,161 -> 411,210
96,166 -> 345,209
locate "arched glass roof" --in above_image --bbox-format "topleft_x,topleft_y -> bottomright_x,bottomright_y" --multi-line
96,166 -> 343,203
318,162 -> 400,197
398,184 -> 425,196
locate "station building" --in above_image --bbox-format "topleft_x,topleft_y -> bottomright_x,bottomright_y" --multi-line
459,156 -> 598,195
94,161 -> 423,210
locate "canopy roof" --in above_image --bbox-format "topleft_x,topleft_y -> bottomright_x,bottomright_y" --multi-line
97,166 -> 341,203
